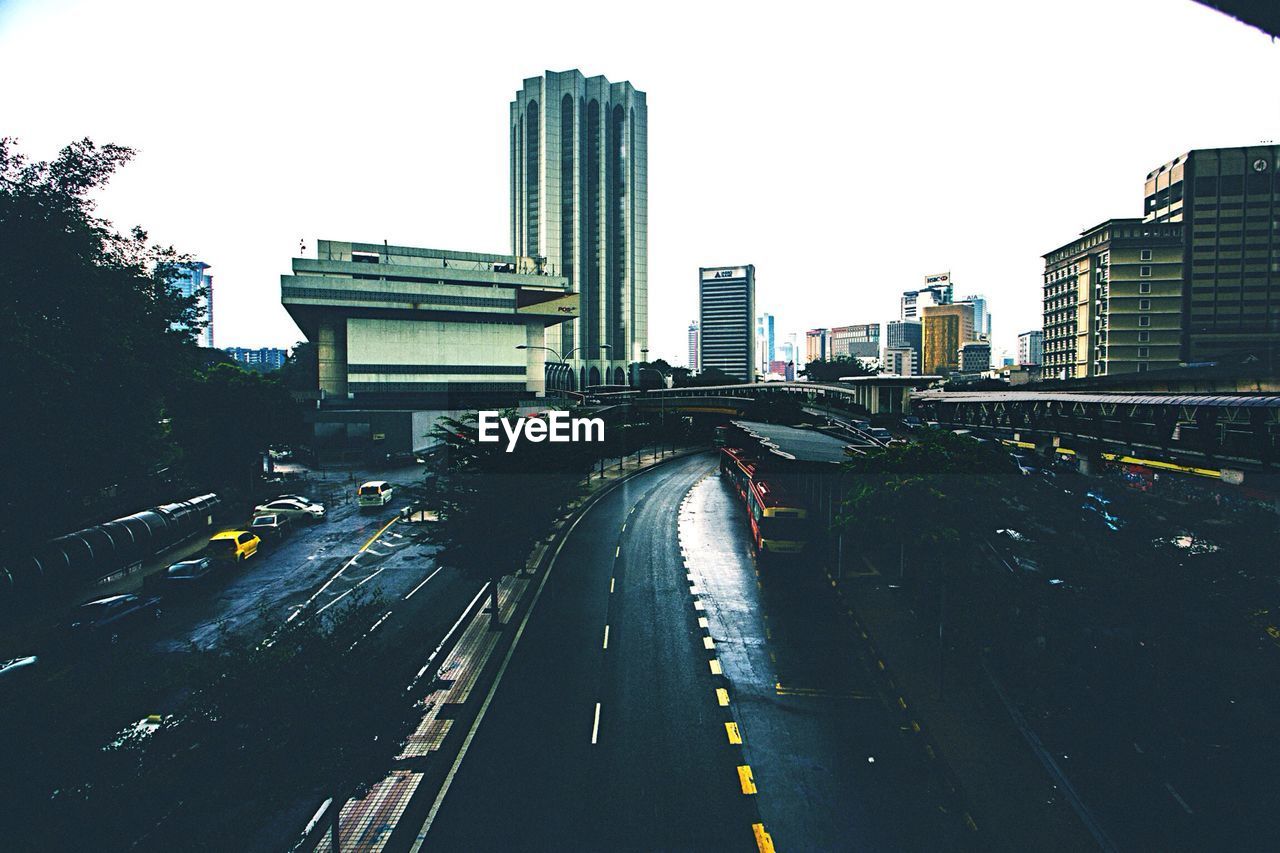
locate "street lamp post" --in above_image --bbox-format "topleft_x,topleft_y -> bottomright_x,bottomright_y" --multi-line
516,343 -> 610,394
637,365 -> 667,459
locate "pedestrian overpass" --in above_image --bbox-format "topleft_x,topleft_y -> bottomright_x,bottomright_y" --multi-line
581,378 -> 1280,475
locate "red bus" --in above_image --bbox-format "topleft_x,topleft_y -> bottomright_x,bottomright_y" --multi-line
718,448 -> 810,555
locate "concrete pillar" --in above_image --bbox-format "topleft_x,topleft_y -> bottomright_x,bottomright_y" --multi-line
317,320 -> 348,399
524,322 -> 547,395
1077,448 -> 1102,477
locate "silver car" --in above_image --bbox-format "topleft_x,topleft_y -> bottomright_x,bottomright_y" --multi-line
252,498 -> 326,522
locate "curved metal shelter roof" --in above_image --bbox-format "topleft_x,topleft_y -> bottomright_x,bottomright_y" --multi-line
913,391 -> 1280,408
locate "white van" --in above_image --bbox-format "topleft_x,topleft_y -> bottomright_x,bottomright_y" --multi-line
357,481 -> 394,507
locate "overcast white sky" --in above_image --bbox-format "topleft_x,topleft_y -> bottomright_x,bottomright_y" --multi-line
1,0 -> 1277,363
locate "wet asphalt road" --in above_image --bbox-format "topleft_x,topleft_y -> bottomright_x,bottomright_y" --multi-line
423,453 -> 961,852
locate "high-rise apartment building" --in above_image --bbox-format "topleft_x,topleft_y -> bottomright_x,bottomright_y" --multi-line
225,346 -> 288,371
687,321 -> 700,371
169,261 -> 214,347
1042,219 -> 1183,378
699,265 -> 755,382
829,323 -> 880,358
805,329 -> 829,363
511,69 -> 647,389
921,302 -> 975,373
1017,330 -> 1044,366
1143,145 -> 1280,365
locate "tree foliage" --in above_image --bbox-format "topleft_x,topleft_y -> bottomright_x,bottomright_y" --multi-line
0,137 -> 302,549
421,410 -> 594,625
0,138 -> 204,547
801,356 -> 876,382
166,362 -> 303,492
836,429 -> 1014,588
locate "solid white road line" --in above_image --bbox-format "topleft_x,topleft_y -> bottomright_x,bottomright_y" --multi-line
409,583 -> 491,686
591,702 -> 602,744
404,565 -> 444,600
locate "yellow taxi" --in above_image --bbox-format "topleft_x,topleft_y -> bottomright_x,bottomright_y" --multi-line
207,529 -> 260,563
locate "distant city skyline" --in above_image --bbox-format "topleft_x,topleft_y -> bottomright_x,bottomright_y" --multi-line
1,1 -> 1277,364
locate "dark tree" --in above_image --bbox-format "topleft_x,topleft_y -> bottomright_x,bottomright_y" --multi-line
801,356 -> 876,382
166,362 -> 303,495
423,411 -> 592,628
0,137 -> 204,548
277,339 -> 318,392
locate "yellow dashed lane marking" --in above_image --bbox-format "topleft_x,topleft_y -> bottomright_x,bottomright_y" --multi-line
610,577 -> 615,593
716,688 -> 730,706
615,545 -> 620,558
752,822 -> 775,853
694,600 -> 705,611
737,764 -> 757,795
703,636 -> 716,650
698,617 -> 709,629
709,659 -> 723,675
602,625 -> 610,649
725,722 -> 742,744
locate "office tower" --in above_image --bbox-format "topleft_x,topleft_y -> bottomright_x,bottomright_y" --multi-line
886,320 -> 922,374
699,265 -> 756,381
688,321 -> 700,371
828,323 -> 880,358
921,302 -> 975,373
961,293 -> 991,340
1017,330 -> 1044,366
901,272 -> 953,321
805,329 -> 829,363
959,340 -> 991,373
511,69 -> 647,389
1144,145 -> 1280,365
1043,219 -> 1183,378
169,261 -> 214,347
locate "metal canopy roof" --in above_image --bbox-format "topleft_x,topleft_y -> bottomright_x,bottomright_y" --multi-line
914,391 -> 1280,408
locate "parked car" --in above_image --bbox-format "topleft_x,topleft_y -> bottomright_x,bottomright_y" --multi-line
357,481 -> 395,508
272,493 -> 315,506
253,498 -> 326,522
207,530 -> 261,562
1010,454 -> 1040,476
69,594 -> 162,640
1082,492 -> 1125,531
0,655 -> 39,683
901,416 -> 923,429
867,427 -> 893,442
161,557 -> 217,588
250,513 -> 291,543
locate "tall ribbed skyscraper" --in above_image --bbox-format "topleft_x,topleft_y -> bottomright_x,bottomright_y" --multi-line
511,69 -> 648,389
